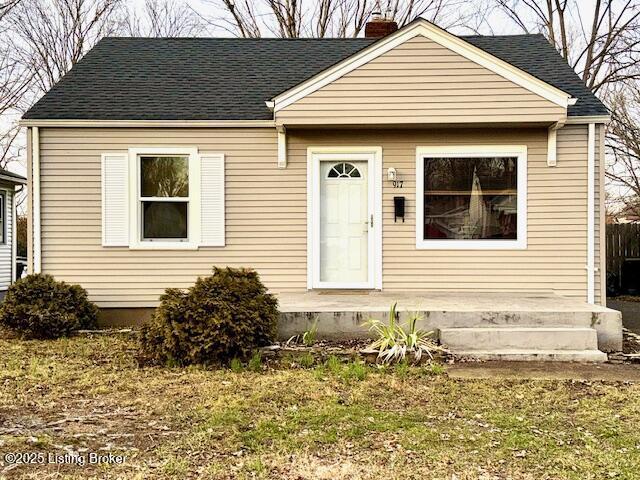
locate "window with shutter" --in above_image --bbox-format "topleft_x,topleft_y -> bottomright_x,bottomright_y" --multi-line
102,148 -> 226,250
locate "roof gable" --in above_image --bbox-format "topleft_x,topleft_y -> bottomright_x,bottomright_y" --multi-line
272,18 -> 572,114
276,35 -> 567,125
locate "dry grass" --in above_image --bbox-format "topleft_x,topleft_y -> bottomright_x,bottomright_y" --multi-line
1,335 -> 639,479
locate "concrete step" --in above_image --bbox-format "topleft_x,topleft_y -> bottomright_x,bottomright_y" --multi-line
440,326 -> 599,351
419,310 -> 610,328
454,349 -> 608,362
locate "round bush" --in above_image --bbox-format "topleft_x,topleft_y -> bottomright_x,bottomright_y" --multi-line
139,267 -> 279,366
0,274 -> 98,339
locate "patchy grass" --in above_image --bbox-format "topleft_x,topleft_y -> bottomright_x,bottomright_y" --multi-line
0,336 -> 639,479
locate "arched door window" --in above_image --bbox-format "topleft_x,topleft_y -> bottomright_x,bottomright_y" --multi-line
327,162 -> 361,178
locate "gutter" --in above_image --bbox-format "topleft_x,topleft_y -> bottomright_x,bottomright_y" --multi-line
0,174 -> 26,184
12,184 -> 23,283
19,119 -> 277,128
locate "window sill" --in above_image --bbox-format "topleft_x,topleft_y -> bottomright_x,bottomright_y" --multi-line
129,242 -> 199,251
416,239 -> 527,250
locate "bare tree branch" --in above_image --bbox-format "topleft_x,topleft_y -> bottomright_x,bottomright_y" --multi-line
7,0 -> 122,95
202,0 -> 470,38
122,0 -> 207,37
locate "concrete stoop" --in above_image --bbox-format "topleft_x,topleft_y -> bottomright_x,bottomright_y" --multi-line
276,292 -> 622,361
440,326 -> 608,362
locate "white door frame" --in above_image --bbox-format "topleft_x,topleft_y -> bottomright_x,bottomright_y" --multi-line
307,146 -> 383,290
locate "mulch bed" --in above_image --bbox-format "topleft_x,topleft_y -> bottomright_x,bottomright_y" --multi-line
260,339 -> 455,366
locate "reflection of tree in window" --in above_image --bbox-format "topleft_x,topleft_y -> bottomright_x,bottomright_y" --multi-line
141,156 -> 188,197
423,157 -> 517,240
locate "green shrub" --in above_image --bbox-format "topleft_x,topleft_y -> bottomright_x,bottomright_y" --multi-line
0,274 -> 98,339
139,267 -> 279,366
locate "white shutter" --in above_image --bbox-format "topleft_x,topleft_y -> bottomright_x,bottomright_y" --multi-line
101,153 -> 129,246
200,153 -> 225,246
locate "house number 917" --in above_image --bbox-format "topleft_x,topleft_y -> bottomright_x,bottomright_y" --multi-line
392,180 -> 404,188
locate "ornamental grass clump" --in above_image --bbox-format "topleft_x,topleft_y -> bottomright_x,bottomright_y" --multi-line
364,302 -> 444,364
0,273 -> 98,339
139,267 -> 279,366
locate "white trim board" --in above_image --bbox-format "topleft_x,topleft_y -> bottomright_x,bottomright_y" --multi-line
587,123 -> 595,304
273,19 -> 573,112
306,146 -> 383,290
415,145 -> 528,250
31,127 -> 41,274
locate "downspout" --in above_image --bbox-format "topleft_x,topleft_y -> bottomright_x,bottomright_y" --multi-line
587,123 -> 595,304
11,184 -> 23,283
32,126 -> 41,274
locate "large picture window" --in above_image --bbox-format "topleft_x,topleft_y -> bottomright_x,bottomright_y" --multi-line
416,146 -> 527,250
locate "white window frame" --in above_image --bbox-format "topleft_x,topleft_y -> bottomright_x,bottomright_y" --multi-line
128,147 -> 200,250
416,145 -> 527,250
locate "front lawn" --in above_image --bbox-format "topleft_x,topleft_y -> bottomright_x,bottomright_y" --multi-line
1,335 -> 639,479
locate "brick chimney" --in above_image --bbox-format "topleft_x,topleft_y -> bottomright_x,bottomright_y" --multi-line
365,11 -> 398,38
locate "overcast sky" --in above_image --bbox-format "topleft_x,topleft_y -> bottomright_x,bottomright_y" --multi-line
123,0 -> 605,37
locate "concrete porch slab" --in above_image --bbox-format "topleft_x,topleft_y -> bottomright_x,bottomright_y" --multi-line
276,291 -> 622,353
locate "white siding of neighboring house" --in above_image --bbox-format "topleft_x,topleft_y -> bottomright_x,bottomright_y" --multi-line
0,184 -> 14,289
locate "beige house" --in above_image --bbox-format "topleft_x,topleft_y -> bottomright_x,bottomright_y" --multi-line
21,18 -> 621,359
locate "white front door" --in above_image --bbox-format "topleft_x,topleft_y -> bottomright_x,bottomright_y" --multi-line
319,160 -> 369,285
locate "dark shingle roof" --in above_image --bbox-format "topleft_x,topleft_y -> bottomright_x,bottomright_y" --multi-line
22,34 -> 607,120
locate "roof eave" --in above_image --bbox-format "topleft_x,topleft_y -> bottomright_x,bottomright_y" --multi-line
19,119 -> 277,128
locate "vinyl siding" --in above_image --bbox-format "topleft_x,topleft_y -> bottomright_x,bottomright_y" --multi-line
0,183 -> 13,289
289,125 -> 594,300
276,35 -> 566,125
38,128 -> 307,307
36,124 -> 600,307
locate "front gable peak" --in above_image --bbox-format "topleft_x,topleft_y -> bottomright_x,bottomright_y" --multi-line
272,19 -> 574,118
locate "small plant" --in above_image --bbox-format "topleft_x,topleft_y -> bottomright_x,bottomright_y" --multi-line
286,317 -> 320,346
0,274 -> 98,339
325,355 -> 342,374
298,352 -> 315,368
229,358 -> 244,373
247,352 -> 263,372
423,362 -> 445,376
302,318 -> 319,346
363,302 -> 443,364
343,361 -> 368,381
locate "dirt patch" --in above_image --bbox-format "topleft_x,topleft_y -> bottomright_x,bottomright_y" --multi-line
447,360 -> 640,382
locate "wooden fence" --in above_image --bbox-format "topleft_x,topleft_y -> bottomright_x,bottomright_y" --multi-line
607,223 -> 640,293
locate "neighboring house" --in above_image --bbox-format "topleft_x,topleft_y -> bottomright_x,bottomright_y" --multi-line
20,17 -> 617,355
0,168 -> 26,291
